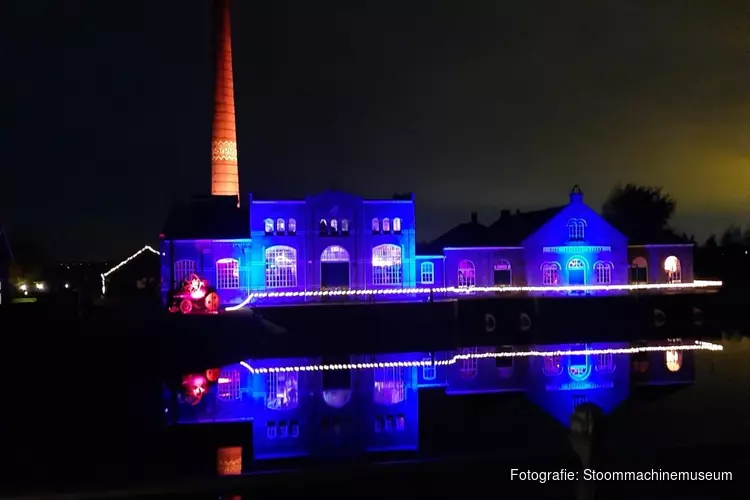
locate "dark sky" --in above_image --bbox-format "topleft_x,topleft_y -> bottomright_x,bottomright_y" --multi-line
4,0 -> 748,261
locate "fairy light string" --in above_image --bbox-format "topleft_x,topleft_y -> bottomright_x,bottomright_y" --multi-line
100,245 -> 161,295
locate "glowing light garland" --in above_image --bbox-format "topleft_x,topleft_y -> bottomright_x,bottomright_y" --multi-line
237,340 -> 723,374
100,245 -> 161,295
224,280 -> 723,311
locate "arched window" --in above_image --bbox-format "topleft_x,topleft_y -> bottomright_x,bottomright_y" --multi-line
420,261 -> 435,284
595,353 -> 615,374
373,366 -> 405,405
276,218 -> 285,233
330,219 -> 338,233
341,218 -> 349,234
567,218 -> 586,240
319,219 -> 328,235
382,218 -> 391,233
594,261 -> 613,284
174,259 -> 197,284
665,350 -> 682,372
494,259 -> 512,286
542,355 -> 563,376
372,244 -> 402,285
630,256 -> 648,284
541,262 -> 560,286
371,218 -> 380,233
567,257 -> 587,286
216,258 -> 240,289
264,218 -> 274,234
393,217 -> 402,233
459,347 -> 478,380
321,245 -> 349,262
457,260 -> 476,287
664,256 -> 681,283
265,371 -> 299,410
265,245 -> 297,288
288,218 -> 297,235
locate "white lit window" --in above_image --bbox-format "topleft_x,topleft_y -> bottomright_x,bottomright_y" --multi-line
373,366 -> 405,405
371,218 -> 380,233
216,258 -> 240,289
594,261 -> 613,284
265,245 -> 297,288
420,261 -> 435,284
459,347 -> 478,380
382,218 -> 391,233
174,259 -> 197,284
393,217 -> 402,233
372,244 -> 402,285
341,219 -> 349,233
542,355 -> 563,376
330,219 -> 338,233
457,260 -> 476,287
276,218 -> 285,233
630,257 -> 648,283
422,356 -> 436,381
567,218 -> 586,240
321,245 -> 349,262
264,218 -> 274,234
266,371 -> 299,410
288,218 -> 297,235
665,350 -> 682,372
664,256 -> 681,283
542,262 -> 560,285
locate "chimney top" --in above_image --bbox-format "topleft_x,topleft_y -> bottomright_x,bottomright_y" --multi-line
570,185 -> 583,204
470,212 -> 478,224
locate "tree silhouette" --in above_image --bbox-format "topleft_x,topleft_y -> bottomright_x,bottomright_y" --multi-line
601,184 -> 676,242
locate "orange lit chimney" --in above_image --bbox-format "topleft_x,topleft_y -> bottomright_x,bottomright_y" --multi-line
211,0 -> 240,205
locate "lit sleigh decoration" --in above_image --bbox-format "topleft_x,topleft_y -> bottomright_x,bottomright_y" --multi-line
168,274 -> 221,314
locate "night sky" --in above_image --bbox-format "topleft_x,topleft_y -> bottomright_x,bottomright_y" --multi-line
4,0 -> 748,261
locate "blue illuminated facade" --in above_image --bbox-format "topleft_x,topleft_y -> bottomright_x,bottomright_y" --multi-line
161,186 -> 695,306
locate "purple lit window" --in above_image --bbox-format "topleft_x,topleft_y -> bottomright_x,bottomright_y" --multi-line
371,218 -> 380,233
265,246 -> 297,288
542,355 -> 563,376
341,218 -> 349,234
457,260 -> 476,287
276,218 -> 286,233
567,218 -> 586,241
373,366 -> 405,405
629,257 -> 647,284
265,372 -> 299,410
382,218 -> 391,233
594,261 -> 613,284
264,218 -> 274,234
542,262 -> 560,285
459,347 -> 478,380
420,262 -> 435,284
216,258 -> 240,289
288,218 -> 297,235
595,353 -> 615,374
174,259 -> 196,285
393,217 -> 402,233
330,219 -> 338,234
217,370 -> 241,401
372,244 -> 403,285
664,256 -> 681,283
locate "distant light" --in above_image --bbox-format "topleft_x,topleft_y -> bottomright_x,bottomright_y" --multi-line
64,283 -> 70,289
35,282 -> 45,290
23,291 -> 28,296
19,284 -> 27,292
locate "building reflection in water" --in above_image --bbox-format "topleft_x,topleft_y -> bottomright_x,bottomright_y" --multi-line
167,340 -> 715,461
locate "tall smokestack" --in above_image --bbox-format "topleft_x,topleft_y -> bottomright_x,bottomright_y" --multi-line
211,0 -> 240,205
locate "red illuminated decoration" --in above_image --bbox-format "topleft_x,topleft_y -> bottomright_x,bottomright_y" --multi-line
181,374 -> 208,406
205,368 -> 222,382
211,0 -> 240,206
168,273 -> 221,314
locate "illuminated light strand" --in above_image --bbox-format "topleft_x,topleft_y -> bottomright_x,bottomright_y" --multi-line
224,280 -> 723,312
100,245 -> 161,295
236,340 -> 723,374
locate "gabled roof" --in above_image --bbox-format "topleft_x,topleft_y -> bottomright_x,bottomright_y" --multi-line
488,206 -> 565,246
423,220 -> 495,253
162,196 -> 248,240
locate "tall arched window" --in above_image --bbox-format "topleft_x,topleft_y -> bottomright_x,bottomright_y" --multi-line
371,218 -> 380,233
319,219 -> 328,235
664,256 -> 681,283
594,261 -> 613,284
288,218 -> 297,235
382,218 -> 391,233
265,246 -> 297,288
393,217 -> 402,233
372,244 -> 402,285
264,218 -> 274,234
567,218 -> 586,240
373,366 -> 405,405
493,259 -> 512,286
341,218 -> 349,234
630,256 -> 648,283
266,372 -> 299,410
457,260 -> 476,287
459,347 -> 478,380
276,218 -> 285,233
216,258 -> 240,289
595,353 -> 615,374
665,350 -> 682,372
542,355 -> 563,376
174,259 -> 197,284
420,261 -> 435,284
541,262 -> 560,286
567,257 -> 586,286
330,219 -> 338,233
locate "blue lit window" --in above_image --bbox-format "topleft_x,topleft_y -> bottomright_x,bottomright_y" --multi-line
567,218 -> 586,241
216,258 -> 240,289
422,356 -> 436,380
265,372 -> 299,410
264,218 -> 274,234
276,218 -> 285,233
341,218 -> 349,234
420,261 -> 434,284
371,218 -> 380,233
457,260 -> 476,287
594,261 -> 613,284
288,218 -> 297,235
174,259 -> 196,284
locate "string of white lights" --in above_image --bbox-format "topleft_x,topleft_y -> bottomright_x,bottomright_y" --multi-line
236,340 -> 723,374
224,280 -> 723,311
100,245 -> 161,295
